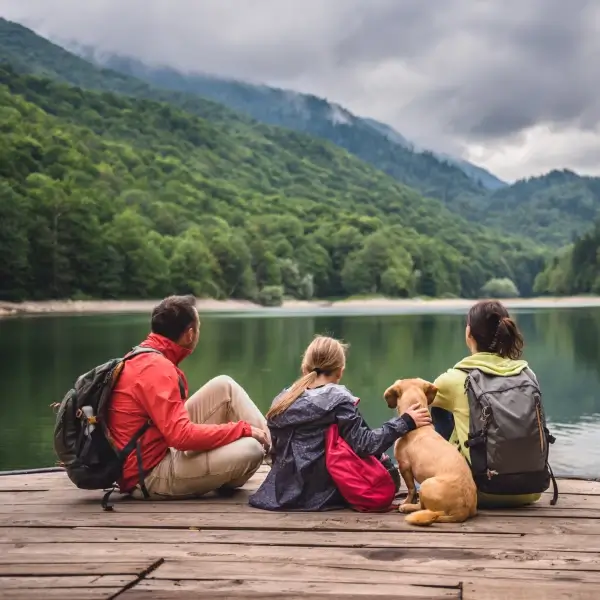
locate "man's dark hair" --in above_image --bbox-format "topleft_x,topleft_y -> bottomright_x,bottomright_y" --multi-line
151,295 -> 197,341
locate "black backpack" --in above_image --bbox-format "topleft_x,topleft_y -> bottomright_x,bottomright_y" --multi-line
461,367 -> 558,505
53,346 -> 185,510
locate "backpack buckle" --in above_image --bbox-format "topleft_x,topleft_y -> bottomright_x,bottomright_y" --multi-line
486,469 -> 498,480
481,406 -> 491,424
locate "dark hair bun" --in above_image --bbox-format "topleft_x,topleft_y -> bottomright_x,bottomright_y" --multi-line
467,301 -> 523,359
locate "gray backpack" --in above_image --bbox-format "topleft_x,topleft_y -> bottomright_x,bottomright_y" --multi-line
461,367 -> 558,505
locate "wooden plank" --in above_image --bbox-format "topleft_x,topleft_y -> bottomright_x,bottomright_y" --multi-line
150,558 -> 600,582
3,527 -> 600,552
0,489 -> 594,512
0,561 -> 154,576
1,493 -> 598,511
462,578 -> 600,600
1,586 -> 126,600
150,560 -> 463,585
0,574 -> 134,589
0,529 -> 530,550
0,482 -> 263,496
0,465 -> 271,491
3,512 -> 600,534
543,480 -> 600,495
0,472 -> 596,495
121,578 -> 459,599
0,527 -> 520,551
4,542 -> 600,574
0,489 -> 262,506
480,507 -> 600,518
0,472 -> 69,490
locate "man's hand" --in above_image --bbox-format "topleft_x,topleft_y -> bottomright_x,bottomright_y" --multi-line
404,403 -> 432,428
250,426 -> 271,452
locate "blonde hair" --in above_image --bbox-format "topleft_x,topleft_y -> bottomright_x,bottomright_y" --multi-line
266,335 -> 348,419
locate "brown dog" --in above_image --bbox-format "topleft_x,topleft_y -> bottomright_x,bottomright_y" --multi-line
384,378 -> 477,526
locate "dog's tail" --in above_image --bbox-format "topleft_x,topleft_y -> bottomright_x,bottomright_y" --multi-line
404,509 -> 445,526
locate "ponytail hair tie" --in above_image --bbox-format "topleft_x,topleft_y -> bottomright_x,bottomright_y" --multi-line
312,368 -> 329,376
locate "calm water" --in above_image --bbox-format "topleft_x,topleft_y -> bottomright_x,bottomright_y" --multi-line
1,307 -> 599,478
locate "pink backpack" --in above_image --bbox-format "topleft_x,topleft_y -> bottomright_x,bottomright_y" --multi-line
325,422 -> 397,512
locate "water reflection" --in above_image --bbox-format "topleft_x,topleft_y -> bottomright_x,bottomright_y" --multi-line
0,307 -> 599,477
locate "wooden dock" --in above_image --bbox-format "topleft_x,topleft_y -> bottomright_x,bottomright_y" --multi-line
1,466 -> 599,599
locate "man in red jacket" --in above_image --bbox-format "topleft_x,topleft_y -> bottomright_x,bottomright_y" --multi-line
107,294 -> 270,499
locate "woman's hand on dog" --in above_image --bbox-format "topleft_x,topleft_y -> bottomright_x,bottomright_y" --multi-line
405,403 -> 432,428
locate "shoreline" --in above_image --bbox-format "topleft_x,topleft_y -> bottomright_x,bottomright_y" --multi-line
3,296 -> 600,318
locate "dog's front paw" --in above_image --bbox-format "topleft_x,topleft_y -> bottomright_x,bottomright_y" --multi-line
399,502 -> 421,514
400,493 -> 418,507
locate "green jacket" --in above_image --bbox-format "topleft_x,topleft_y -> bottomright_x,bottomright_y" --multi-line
433,352 -> 541,508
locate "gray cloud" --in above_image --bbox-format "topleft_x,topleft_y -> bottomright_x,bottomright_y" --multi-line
0,0 -> 599,181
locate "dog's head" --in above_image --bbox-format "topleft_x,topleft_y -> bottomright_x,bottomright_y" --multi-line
383,378 -> 438,411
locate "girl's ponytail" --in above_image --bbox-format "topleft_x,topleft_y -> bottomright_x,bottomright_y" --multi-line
267,371 -> 319,419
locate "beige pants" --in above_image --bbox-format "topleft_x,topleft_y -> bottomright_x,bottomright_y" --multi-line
132,375 -> 269,500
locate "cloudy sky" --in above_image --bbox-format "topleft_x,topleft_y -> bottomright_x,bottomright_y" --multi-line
1,0 -> 598,182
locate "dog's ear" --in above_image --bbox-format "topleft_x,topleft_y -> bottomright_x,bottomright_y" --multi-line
424,382 -> 438,405
384,381 -> 402,409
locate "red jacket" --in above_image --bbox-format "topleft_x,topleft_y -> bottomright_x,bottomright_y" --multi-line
107,333 -> 253,492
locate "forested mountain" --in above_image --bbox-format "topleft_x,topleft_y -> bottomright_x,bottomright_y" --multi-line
2,18 -> 600,249
534,220 -> 600,296
82,50 -> 513,201
80,50 -> 508,193
0,18 -> 254,132
476,170 -> 600,247
0,20 -> 491,209
63,41 -> 600,246
0,65 -> 545,303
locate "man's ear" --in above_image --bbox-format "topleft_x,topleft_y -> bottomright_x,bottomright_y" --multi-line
184,326 -> 195,345
384,381 -> 402,409
424,383 -> 438,405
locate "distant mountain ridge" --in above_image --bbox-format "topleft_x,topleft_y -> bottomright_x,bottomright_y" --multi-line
71,47 -> 507,200
361,117 -> 506,191
477,169 -> 600,246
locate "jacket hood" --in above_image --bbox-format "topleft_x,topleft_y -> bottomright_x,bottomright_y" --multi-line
268,383 -> 356,429
454,352 -> 528,376
140,333 -> 192,366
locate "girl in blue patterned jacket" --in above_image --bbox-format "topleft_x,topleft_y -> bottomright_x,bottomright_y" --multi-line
249,335 -> 430,511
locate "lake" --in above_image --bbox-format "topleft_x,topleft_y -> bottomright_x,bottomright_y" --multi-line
1,307 -> 599,478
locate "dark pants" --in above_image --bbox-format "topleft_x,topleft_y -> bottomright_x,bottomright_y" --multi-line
431,407 -> 454,441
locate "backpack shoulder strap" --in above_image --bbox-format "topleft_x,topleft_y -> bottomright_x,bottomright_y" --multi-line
522,367 -> 540,387
124,346 -> 163,360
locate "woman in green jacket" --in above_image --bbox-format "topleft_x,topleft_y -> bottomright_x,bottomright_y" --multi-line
431,299 -> 541,508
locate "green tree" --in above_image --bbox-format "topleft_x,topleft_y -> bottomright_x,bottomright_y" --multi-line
0,181 -> 31,300
169,227 -> 219,297
480,278 -> 520,298
342,230 -> 415,297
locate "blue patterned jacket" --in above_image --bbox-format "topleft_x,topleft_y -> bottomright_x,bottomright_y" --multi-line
249,383 -> 413,511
